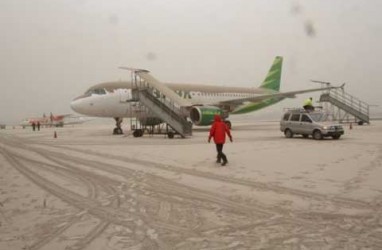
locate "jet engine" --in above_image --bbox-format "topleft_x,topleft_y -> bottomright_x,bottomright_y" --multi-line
189,106 -> 223,126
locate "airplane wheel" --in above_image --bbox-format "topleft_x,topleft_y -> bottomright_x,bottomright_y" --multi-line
113,127 -> 123,135
133,130 -> 140,137
138,129 -> 144,137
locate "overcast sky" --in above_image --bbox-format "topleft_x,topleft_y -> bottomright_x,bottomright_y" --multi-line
1,0 -> 381,124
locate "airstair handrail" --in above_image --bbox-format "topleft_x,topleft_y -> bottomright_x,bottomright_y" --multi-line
328,88 -> 369,116
136,72 -> 192,107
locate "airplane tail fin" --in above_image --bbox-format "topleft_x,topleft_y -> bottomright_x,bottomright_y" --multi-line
260,56 -> 283,91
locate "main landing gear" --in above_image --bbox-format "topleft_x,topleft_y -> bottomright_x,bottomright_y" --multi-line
113,117 -> 123,135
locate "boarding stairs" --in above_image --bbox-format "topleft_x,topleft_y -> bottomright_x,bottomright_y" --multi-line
319,88 -> 370,124
128,69 -> 193,138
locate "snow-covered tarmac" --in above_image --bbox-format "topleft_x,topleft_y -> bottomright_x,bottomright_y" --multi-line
1,121 -> 381,249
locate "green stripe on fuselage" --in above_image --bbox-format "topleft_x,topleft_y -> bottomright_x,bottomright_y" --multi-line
231,97 -> 285,114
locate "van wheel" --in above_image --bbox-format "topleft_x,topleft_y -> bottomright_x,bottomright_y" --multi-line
284,129 -> 293,138
332,135 -> 341,140
313,130 -> 323,140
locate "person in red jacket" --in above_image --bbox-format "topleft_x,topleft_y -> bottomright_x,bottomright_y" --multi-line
208,114 -> 233,166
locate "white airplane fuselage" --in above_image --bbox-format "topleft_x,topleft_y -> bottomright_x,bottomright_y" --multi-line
70,57 -> 337,131
70,82 -> 271,118
71,89 -> 131,117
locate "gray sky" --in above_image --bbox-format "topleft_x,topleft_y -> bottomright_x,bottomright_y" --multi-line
1,0 -> 381,124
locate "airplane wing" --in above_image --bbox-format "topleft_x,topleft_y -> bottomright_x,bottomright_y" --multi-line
63,116 -> 93,125
219,85 -> 343,105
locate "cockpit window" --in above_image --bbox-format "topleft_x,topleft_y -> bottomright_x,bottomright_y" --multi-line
85,88 -> 107,95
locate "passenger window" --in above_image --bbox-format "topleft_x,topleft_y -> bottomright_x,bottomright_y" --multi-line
301,114 -> 312,123
283,113 -> 291,121
291,114 -> 300,121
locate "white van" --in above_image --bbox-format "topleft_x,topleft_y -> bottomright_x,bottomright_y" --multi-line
280,109 -> 344,140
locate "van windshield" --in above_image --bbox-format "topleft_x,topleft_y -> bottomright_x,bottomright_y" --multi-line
309,112 -> 332,122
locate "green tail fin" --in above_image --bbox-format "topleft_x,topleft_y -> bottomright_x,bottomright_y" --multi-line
260,56 -> 283,91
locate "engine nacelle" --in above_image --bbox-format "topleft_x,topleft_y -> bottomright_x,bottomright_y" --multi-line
189,106 -> 223,126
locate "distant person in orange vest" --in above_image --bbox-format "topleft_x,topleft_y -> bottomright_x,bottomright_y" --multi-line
208,114 -> 233,166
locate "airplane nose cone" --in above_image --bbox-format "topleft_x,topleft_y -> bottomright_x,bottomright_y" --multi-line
70,99 -> 83,114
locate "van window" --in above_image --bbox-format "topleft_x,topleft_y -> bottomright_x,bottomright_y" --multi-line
301,114 -> 312,123
291,114 -> 300,121
283,113 -> 291,121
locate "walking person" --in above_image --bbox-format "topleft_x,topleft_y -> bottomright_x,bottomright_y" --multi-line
208,114 -> 233,166
37,121 -> 41,131
31,122 -> 36,131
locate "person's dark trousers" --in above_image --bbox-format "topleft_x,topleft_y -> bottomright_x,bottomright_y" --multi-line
303,105 -> 314,112
215,144 -> 227,164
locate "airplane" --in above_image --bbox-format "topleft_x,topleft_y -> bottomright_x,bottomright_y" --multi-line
20,113 -> 89,128
70,56 -> 340,135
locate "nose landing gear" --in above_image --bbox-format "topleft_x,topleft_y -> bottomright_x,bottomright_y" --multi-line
113,117 -> 124,135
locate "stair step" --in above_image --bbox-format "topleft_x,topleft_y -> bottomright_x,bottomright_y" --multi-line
320,92 -> 369,123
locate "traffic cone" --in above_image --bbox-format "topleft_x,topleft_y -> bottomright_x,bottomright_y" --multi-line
54,131 -> 57,138
349,123 -> 353,130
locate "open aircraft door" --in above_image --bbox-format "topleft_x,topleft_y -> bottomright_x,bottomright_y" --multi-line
119,89 -> 134,102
